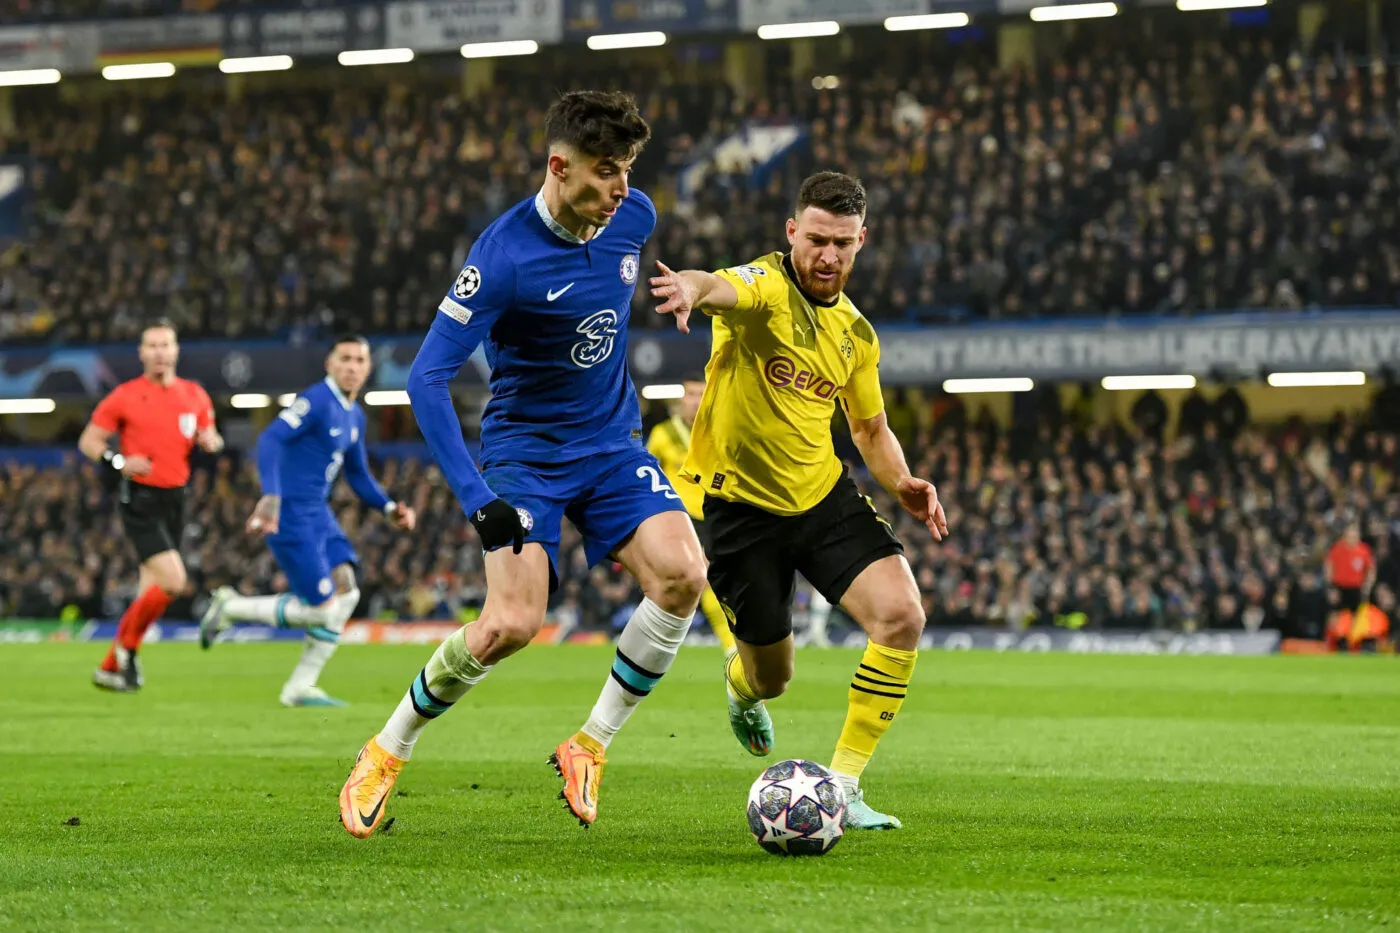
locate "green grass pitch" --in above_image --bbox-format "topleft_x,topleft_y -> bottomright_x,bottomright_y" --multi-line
1,644 -> 1397,932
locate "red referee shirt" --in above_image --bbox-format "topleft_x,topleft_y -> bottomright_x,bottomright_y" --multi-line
1327,540 -> 1375,590
90,376 -> 213,489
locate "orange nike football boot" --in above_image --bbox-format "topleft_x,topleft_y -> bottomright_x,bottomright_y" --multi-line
339,736 -> 406,838
549,735 -> 607,827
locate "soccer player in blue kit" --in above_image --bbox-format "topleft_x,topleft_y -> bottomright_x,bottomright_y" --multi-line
199,335 -> 418,706
339,91 -> 708,838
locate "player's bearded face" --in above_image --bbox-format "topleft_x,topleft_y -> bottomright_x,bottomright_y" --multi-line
562,152 -> 635,227
786,208 -> 866,302
139,326 -> 178,376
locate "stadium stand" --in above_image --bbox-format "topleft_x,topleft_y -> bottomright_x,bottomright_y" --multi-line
6,23 -> 1400,342
3,406 -> 1396,635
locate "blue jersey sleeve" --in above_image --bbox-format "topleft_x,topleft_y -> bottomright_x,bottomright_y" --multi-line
343,412 -> 391,511
407,235 -> 518,517
256,393 -> 320,498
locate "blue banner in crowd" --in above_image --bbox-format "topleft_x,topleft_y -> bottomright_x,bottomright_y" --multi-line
562,0 -> 737,39
222,5 -> 387,58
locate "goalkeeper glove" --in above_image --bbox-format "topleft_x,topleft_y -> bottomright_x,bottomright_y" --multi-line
470,498 -> 528,554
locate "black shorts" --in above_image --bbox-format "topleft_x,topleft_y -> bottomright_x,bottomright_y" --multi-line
1337,586 -> 1363,614
119,481 -> 187,563
689,514 -> 711,553
703,472 -> 903,646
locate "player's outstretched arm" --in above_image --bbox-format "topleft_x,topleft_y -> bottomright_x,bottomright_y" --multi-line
845,409 -> 948,542
343,430 -> 416,531
649,260 -> 739,334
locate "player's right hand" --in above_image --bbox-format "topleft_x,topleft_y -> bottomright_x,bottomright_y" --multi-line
122,455 -> 153,477
246,494 -> 280,537
470,498 -> 528,554
650,260 -> 695,334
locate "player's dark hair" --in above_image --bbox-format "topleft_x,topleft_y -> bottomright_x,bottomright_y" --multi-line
545,90 -> 651,161
796,172 -> 867,219
329,333 -> 371,353
143,317 -> 178,339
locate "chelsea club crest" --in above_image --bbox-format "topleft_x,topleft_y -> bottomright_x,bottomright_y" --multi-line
620,253 -> 639,285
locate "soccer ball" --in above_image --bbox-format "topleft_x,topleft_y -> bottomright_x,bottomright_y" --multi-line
746,759 -> 847,856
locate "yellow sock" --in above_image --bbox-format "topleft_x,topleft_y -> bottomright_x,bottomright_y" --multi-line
700,587 -> 736,652
572,730 -> 605,757
724,649 -> 760,706
830,642 -> 917,781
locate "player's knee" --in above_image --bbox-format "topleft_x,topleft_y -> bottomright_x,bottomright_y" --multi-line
866,600 -> 925,651
749,666 -> 792,700
480,610 -> 543,654
157,564 -> 187,597
645,557 -> 708,615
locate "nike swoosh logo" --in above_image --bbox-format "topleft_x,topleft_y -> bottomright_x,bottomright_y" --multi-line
358,796 -> 384,828
547,283 -> 575,301
577,760 -> 595,809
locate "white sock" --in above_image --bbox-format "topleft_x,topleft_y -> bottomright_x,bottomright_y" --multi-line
378,626 -> 491,760
283,588 -> 358,695
225,593 -> 331,628
581,598 -> 691,749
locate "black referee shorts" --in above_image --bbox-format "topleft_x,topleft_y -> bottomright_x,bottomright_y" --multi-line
1337,586 -> 1364,615
119,481 -> 187,563
703,471 -> 903,647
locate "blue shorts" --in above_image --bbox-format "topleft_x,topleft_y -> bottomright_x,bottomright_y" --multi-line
482,443 -> 687,590
266,504 -> 358,605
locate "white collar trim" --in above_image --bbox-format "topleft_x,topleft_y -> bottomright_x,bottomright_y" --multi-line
324,375 -> 353,411
534,188 -> 602,244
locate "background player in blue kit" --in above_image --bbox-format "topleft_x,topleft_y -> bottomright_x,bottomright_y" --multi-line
339,91 -> 708,838
200,335 -> 418,707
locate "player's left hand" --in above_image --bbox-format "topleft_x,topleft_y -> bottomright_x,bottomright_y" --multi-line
896,476 -> 948,542
650,260 -> 695,334
196,426 -> 224,454
389,502 -> 417,531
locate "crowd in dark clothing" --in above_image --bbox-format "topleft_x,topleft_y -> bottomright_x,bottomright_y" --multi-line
5,24 -> 1400,342
3,396 -> 1397,639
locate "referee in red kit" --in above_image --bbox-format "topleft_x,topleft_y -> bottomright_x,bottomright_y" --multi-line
78,319 -> 223,691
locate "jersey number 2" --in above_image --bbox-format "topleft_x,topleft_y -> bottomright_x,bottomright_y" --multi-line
636,466 -> 680,500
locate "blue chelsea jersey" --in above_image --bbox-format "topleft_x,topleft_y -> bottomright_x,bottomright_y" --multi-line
429,189 -> 655,466
257,376 -> 389,513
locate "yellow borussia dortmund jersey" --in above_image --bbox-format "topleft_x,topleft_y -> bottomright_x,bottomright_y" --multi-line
683,251 -> 884,516
646,415 -> 704,519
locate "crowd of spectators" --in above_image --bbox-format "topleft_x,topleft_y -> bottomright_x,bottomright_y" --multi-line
4,18 -> 1400,342
3,394 -> 1397,641
0,0 -> 329,24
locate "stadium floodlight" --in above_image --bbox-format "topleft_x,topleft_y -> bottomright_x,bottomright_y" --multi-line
1029,2 -> 1118,21
218,55 -> 293,74
1177,0 -> 1266,9
1101,375 -> 1198,391
277,393 -> 297,407
102,62 -> 176,81
0,68 -> 61,87
460,40 -> 539,58
757,21 -> 840,40
942,378 -> 1035,394
884,13 -> 971,31
337,48 -> 415,67
587,32 -> 667,51
230,393 -> 272,409
641,384 -> 685,400
1266,371 -> 1366,388
0,398 -> 56,414
364,390 -> 412,406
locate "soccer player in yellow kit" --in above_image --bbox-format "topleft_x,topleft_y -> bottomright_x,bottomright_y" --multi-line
649,171 -> 948,829
645,376 -> 737,652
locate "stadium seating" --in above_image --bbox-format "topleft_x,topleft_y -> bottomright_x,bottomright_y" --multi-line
6,27 -> 1400,341
4,412 -> 1395,635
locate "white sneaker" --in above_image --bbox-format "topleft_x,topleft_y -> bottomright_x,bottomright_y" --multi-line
199,586 -> 236,650
280,684 -> 347,708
